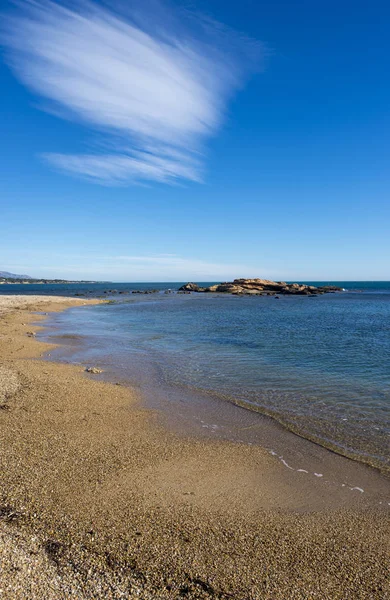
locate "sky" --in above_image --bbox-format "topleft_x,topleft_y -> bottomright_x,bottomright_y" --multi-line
1,0 -> 389,282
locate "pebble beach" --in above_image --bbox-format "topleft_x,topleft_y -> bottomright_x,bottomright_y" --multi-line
0,295 -> 389,599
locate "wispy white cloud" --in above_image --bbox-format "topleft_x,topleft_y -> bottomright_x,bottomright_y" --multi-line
3,0 -> 259,185
43,148 -> 202,185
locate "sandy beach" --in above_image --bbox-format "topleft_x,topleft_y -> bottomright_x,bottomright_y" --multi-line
0,295 -> 389,599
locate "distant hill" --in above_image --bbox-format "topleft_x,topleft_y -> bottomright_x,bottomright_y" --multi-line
0,271 -> 32,279
0,273 -> 103,284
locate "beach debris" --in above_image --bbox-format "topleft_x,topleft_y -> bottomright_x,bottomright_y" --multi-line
43,539 -> 65,565
85,367 -> 103,374
0,505 -> 23,522
26,331 -> 36,337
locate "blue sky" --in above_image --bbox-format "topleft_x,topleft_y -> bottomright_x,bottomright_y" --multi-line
1,0 -> 389,281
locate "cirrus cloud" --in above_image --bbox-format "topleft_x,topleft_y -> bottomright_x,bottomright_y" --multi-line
2,0 -> 260,185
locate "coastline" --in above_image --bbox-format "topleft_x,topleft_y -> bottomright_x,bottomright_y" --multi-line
0,296 -> 389,598
37,286 -> 390,477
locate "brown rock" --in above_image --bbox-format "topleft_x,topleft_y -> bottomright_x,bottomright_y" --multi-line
178,279 -> 342,296
178,283 -> 204,292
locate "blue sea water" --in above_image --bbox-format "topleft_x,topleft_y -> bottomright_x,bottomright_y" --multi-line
3,281 -> 389,473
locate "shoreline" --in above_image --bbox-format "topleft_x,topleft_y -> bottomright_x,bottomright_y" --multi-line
38,289 -> 390,478
41,300 -> 390,483
0,296 -> 389,598
46,331 -> 390,505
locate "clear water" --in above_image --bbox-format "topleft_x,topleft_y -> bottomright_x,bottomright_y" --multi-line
9,281 -> 389,474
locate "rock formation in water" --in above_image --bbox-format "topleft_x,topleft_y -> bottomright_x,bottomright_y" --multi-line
178,279 -> 342,296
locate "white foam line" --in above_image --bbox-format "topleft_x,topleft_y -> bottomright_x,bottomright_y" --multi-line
266,449 -> 371,499
280,458 -> 294,470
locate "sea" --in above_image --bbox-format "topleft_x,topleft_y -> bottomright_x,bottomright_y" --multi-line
2,281 -> 389,474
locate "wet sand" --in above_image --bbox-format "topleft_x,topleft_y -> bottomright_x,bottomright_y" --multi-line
0,295 -> 389,599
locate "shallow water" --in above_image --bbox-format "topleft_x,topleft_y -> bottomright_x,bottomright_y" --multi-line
33,281 -> 390,475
